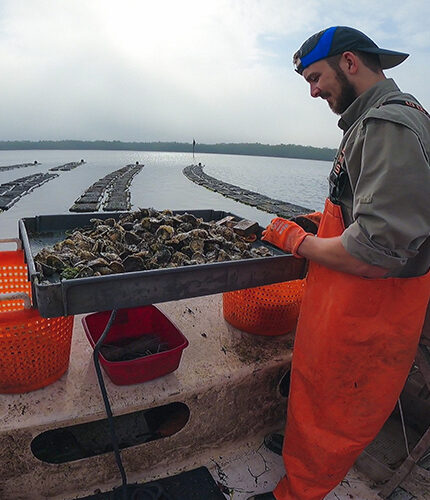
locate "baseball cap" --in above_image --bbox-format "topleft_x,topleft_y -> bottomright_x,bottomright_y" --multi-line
293,26 -> 409,74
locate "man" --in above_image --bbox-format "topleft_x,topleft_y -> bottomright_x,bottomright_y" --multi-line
249,26 -> 430,500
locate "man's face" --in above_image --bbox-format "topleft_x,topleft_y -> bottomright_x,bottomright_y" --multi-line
302,58 -> 357,115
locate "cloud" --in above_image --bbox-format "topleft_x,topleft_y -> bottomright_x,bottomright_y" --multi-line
0,0 -> 428,148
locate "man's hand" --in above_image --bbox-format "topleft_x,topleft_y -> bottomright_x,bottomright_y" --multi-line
261,218 -> 312,257
290,211 -> 323,234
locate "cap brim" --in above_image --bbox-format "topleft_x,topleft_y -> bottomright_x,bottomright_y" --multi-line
359,47 -> 409,69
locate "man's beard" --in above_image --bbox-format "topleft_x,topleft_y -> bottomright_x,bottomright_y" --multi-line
322,66 -> 358,115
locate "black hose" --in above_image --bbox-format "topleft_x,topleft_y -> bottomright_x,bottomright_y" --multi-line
93,309 -> 128,500
93,309 -> 173,500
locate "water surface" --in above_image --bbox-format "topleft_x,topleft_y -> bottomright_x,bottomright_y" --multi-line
0,150 -> 331,239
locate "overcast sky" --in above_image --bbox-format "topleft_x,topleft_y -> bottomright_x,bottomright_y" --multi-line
0,0 -> 428,148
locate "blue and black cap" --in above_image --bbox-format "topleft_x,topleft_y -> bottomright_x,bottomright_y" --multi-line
293,26 -> 409,74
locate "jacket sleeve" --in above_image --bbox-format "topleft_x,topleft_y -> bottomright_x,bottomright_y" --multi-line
340,118 -> 430,273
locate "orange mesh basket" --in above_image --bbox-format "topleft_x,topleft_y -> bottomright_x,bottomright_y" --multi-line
0,248 -> 32,312
0,241 -> 74,394
223,279 -> 305,336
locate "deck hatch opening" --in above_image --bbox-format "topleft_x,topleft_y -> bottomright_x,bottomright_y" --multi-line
30,402 -> 189,464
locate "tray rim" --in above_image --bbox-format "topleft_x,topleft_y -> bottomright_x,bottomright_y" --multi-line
18,210 -> 306,317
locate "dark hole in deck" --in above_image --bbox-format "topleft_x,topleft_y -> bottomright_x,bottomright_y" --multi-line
30,402 -> 189,464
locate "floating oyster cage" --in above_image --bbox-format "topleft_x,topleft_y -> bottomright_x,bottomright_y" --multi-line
19,210 -> 306,318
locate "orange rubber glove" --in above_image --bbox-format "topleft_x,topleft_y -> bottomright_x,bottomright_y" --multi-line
261,217 -> 312,257
290,211 -> 323,234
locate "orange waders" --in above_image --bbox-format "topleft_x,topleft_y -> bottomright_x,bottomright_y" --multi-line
274,198 -> 430,500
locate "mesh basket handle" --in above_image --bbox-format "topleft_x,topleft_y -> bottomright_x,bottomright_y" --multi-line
0,292 -> 31,309
0,238 -> 22,250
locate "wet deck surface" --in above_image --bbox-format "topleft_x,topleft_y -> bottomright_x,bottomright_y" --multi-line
207,437 -> 386,500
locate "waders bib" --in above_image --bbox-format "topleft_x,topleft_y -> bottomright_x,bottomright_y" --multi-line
274,198 -> 430,500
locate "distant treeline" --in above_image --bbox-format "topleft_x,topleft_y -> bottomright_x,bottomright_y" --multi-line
0,140 -> 336,161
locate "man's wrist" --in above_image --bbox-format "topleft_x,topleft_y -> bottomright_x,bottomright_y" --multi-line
293,233 -> 313,257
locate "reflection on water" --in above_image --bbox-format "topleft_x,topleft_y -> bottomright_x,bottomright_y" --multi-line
0,150 -> 331,239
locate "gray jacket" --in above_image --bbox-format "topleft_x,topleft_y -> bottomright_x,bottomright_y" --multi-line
332,79 -> 430,277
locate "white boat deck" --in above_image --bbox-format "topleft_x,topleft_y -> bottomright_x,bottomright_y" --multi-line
205,435 -> 385,499
0,294 -> 425,499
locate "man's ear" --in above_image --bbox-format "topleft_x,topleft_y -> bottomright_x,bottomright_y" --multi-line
340,51 -> 359,74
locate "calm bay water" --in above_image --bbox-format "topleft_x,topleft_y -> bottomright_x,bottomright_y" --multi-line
0,150 -> 331,239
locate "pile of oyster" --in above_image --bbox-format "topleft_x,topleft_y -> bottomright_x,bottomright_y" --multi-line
34,208 -> 273,281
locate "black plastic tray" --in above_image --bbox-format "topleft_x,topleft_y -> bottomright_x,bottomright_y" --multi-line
19,210 -> 306,318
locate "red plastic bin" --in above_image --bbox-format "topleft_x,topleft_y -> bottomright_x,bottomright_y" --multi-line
82,305 -> 189,385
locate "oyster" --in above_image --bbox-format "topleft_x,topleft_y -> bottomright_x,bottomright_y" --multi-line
34,208 -> 273,280
123,255 -> 145,272
171,251 -> 190,265
46,254 -> 67,270
189,238 -> 204,254
110,261 -> 125,274
155,225 -> 175,241
124,231 -> 141,245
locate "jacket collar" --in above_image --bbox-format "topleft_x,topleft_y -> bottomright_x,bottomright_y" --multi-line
337,78 -> 400,132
